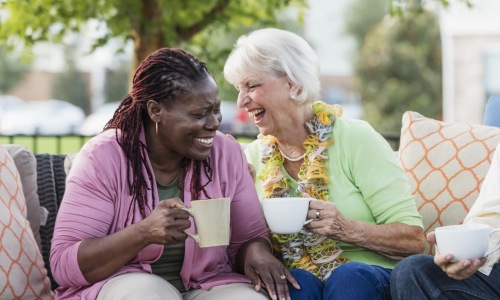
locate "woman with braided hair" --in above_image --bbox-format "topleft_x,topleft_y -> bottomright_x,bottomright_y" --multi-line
223,28 -> 426,300
50,48 -> 298,299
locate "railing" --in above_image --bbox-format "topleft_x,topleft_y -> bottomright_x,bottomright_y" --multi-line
1,133 -> 402,155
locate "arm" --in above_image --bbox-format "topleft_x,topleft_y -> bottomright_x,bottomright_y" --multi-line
50,146 -> 190,286
307,200 -> 424,260
77,199 -> 189,283
306,121 -> 425,259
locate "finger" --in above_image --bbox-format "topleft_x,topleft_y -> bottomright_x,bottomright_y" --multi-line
246,269 -> 263,292
248,163 -> 256,181
434,252 -> 453,267
427,232 -> 436,243
260,272 -> 277,300
170,208 -> 190,220
274,272 -> 289,300
254,278 -> 262,292
307,208 -> 324,220
285,268 -> 300,290
164,197 -> 185,209
307,199 -> 324,210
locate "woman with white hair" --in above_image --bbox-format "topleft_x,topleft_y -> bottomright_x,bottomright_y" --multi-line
223,28 -> 425,300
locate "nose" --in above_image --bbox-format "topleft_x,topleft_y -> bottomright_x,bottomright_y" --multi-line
205,111 -> 220,131
237,90 -> 250,109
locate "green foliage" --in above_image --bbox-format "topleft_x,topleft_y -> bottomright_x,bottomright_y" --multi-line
0,0 -> 306,101
388,0 -> 473,17
355,6 -> 442,134
0,46 -> 30,93
344,0 -> 388,48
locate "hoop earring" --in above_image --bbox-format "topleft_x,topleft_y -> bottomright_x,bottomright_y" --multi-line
156,121 -> 159,135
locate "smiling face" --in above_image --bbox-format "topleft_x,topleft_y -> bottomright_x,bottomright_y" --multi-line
235,73 -> 300,137
151,76 -> 221,161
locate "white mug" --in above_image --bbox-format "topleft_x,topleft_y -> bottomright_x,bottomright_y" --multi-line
262,197 -> 313,234
182,197 -> 230,248
435,223 -> 500,262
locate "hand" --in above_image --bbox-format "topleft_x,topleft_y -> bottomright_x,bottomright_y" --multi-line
242,240 -> 300,300
428,232 -> 486,280
141,198 -> 191,246
225,133 -> 256,181
304,200 -> 351,240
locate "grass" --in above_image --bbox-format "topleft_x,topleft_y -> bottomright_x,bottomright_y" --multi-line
0,135 -> 256,155
0,136 -> 92,154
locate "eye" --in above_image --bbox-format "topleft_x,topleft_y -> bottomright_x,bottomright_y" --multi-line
193,112 -> 207,119
248,83 -> 260,90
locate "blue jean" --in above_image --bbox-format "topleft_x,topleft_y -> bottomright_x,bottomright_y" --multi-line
391,254 -> 500,300
288,262 -> 393,300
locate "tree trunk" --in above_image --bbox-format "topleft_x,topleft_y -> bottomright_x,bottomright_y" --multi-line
129,0 -> 165,86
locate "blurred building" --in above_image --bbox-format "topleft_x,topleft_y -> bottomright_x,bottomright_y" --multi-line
440,0 -> 500,124
304,0 -> 362,119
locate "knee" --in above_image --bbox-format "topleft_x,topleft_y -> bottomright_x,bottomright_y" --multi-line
289,268 -> 323,288
328,262 -> 369,281
392,254 -> 434,282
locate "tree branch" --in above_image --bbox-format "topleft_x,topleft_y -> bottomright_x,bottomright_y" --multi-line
175,0 -> 231,41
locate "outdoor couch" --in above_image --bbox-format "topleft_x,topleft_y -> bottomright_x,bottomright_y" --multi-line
2,110 -> 500,299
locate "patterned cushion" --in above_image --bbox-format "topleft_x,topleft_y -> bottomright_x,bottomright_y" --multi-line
399,111 -> 500,254
0,145 -> 53,299
3,144 -> 42,251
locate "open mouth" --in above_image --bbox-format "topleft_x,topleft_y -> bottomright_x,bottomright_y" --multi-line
195,137 -> 213,145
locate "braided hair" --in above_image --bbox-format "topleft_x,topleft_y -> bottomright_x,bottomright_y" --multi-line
104,48 -> 214,224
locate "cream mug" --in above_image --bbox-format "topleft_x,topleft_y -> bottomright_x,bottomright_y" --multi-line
262,197 -> 313,234
182,197 -> 230,248
435,223 -> 500,262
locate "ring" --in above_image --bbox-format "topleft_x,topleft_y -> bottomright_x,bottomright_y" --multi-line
315,210 -> 321,219
280,275 -> 286,280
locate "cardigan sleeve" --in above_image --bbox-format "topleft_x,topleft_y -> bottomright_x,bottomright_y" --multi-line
50,143 -> 120,287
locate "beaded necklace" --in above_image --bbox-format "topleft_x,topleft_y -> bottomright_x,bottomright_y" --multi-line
258,101 -> 349,280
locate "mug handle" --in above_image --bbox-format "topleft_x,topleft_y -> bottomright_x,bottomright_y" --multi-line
181,207 -> 200,244
304,219 -> 313,225
484,228 -> 500,257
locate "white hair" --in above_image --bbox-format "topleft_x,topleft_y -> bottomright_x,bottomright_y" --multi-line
223,28 -> 320,104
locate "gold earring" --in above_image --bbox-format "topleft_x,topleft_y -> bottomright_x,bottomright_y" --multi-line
156,120 -> 159,135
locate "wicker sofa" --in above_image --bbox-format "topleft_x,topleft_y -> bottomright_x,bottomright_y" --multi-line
2,111 -> 500,299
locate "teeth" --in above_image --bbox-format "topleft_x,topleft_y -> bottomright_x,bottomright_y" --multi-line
196,138 -> 213,144
249,109 -> 264,117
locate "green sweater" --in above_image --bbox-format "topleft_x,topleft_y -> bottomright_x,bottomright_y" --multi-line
245,117 -> 423,269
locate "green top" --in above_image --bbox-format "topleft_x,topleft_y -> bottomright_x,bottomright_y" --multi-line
150,179 -> 185,292
245,117 -> 423,269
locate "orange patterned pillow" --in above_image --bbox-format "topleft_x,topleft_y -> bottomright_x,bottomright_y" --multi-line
0,145 -> 53,299
399,112 -> 500,254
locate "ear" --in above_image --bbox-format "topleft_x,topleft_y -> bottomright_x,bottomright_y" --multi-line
286,77 -> 302,99
146,100 -> 162,122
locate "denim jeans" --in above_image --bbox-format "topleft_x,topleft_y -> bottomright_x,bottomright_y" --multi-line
288,262 -> 393,300
391,254 -> 500,300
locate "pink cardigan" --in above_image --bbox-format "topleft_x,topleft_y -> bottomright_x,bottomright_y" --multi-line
50,129 -> 269,299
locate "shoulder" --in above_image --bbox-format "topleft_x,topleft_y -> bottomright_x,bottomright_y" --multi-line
77,129 -> 125,167
210,131 -> 244,158
333,117 -> 387,148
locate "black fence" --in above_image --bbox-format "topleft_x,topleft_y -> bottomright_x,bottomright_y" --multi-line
1,133 -> 401,155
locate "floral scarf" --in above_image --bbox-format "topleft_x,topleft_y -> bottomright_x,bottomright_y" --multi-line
258,101 -> 349,280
